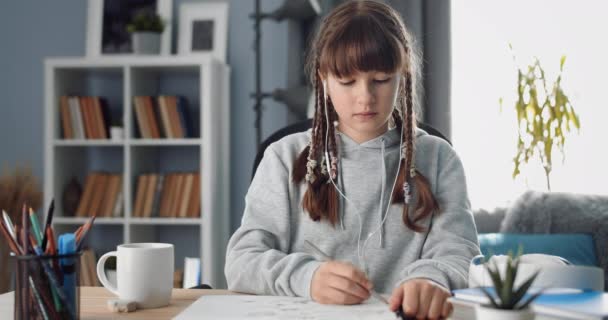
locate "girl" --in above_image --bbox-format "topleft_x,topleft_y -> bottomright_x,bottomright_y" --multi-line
225,1 -> 480,319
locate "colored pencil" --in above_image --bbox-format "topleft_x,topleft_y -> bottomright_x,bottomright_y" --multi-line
40,199 -> 54,251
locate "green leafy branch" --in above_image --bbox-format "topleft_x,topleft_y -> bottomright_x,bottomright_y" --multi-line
500,46 -> 580,191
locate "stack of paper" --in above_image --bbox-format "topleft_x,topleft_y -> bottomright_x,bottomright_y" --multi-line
173,295 -> 396,320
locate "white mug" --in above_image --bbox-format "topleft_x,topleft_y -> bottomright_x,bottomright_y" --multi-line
96,243 -> 174,309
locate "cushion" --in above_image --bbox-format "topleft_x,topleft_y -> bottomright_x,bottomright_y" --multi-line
478,233 -> 598,267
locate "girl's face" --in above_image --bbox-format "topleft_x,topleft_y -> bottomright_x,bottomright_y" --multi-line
324,70 -> 400,144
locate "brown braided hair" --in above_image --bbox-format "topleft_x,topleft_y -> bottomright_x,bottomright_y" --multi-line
293,0 -> 439,231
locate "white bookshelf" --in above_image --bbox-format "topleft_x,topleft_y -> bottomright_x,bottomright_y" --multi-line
43,56 -> 231,289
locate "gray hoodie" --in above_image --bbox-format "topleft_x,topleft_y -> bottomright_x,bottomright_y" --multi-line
225,127 -> 480,299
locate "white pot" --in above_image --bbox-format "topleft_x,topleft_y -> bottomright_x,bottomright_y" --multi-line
132,32 -> 161,54
476,305 -> 533,320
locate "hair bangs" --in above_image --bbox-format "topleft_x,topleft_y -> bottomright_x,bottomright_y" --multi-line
319,15 -> 404,78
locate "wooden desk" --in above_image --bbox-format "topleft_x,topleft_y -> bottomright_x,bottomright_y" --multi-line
0,286 -> 239,319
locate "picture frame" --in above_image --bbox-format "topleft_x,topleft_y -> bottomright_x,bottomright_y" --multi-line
178,2 -> 229,62
86,0 -> 173,56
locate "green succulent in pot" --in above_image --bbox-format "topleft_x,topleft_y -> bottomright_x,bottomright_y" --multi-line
480,254 -> 542,310
127,12 -> 166,54
126,12 -> 165,34
476,253 -> 545,320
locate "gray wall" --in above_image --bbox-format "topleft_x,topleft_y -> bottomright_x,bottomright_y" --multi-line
0,0 -> 291,233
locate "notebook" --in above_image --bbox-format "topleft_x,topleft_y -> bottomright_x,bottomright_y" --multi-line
451,287 -> 608,320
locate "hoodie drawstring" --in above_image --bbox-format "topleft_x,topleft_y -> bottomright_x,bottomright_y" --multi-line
378,138 -> 386,248
339,158 -> 346,231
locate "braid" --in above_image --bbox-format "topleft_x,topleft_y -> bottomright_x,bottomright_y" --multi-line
295,0 -> 439,230
326,100 -> 339,180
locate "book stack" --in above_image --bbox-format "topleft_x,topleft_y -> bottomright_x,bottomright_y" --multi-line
133,95 -> 191,139
174,269 -> 184,289
132,172 -> 201,218
75,172 -> 123,218
59,96 -> 112,139
449,287 -> 608,320
79,249 -> 99,287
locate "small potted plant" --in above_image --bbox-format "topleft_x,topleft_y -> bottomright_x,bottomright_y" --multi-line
126,12 -> 165,54
477,254 -> 543,320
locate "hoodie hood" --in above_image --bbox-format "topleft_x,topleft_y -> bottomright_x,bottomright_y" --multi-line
330,127 -> 428,249
336,126 -> 427,152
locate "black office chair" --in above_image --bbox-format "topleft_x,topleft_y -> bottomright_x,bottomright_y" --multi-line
252,118 -> 451,180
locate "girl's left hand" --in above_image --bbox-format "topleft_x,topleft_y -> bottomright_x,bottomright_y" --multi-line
388,278 -> 452,319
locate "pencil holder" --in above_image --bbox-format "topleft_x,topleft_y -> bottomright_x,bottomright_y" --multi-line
13,252 -> 82,320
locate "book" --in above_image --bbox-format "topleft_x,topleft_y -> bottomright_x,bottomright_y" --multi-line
142,174 -> 158,218
144,96 -> 161,139
182,257 -> 201,289
112,188 -> 123,217
167,96 -> 183,138
60,96 -> 74,139
89,96 -> 103,139
76,173 -> 96,217
69,96 -> 85,139
176,96 -> 190,138
100,175 -> 121,217
88,173 -> 108,217
157,96 -> 174,138
174,269 -> 184,288
87,96 -> 101,139
187,173 -> 201,218
159,174 -> 171,218
151,174 -> 165,217
134,96 -> 150,138
169,174 -> 184,218
93,97 -> 110,139
133,174 -> 147,218
163,173 -> 177,217
451,287 -> 608,320
79,97 -> 93,139
178,174 -> 194,218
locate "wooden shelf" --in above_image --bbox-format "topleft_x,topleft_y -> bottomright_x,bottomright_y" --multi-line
129,218 -> 202,225
129,139 -> 202,146
54,139 -> 124,147
53,217 -> 126,225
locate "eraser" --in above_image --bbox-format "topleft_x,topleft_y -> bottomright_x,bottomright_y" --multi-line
107,299 -> 137,313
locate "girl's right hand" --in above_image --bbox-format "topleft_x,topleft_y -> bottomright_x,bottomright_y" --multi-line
310,261 -> 373,305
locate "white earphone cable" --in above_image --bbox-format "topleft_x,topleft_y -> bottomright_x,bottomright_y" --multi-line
322,79 -> 404,274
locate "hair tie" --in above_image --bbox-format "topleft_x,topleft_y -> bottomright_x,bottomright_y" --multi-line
305,139 -> 317,183
403,181 -> 411,204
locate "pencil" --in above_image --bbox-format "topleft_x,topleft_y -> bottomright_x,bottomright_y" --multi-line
29,207 -> 44,246
76,215 -> 96,251
21,204 -> 29,319
31,244 -> 75,319
40,199 -> 54,251
0,220 -> 22,254
28,276 -> 50,320
2,210 -> 17,241
303,240 -> 390,304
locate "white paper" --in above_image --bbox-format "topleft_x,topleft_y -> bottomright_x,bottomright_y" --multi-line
173,295 -> 399,320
